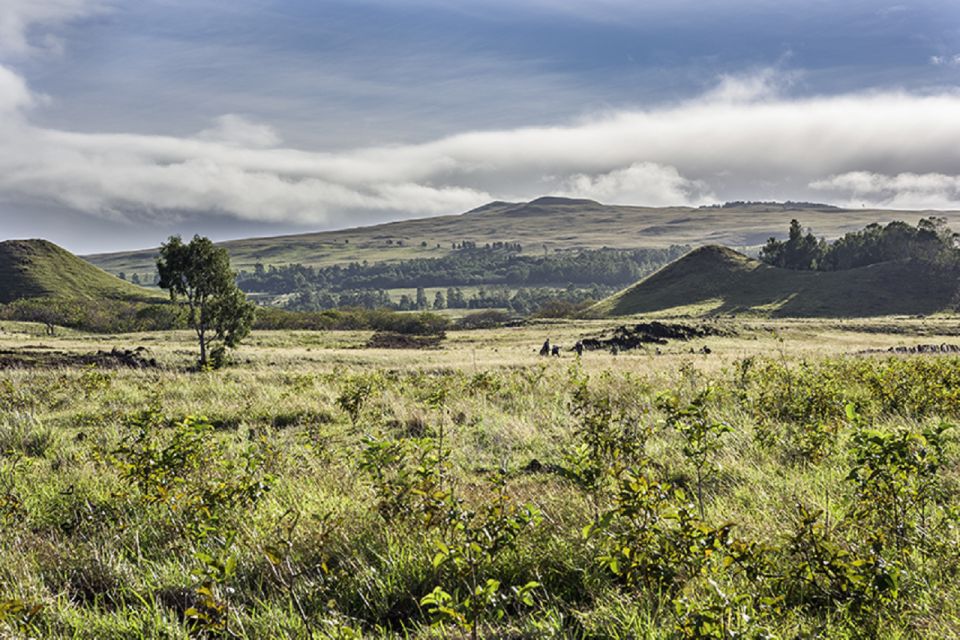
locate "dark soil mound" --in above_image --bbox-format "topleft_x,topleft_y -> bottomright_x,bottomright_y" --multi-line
366,332 -> 445,349
0,346 -> 159,369
579,321 -> 728,352
859,343 -> 960,356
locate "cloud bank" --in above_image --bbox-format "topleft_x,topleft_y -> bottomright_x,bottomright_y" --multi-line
811,172 -> 960,210
1,61 -> 960,229
0,0 -> 105,56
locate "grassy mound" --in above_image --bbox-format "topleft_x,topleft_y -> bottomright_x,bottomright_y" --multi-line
0,239 -> 161,304
591,245 -> 958,317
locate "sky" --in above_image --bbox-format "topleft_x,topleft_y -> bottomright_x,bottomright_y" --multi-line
0,0 -> 959,253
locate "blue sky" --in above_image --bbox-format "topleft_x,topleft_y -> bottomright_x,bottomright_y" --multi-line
1,0 -> 959,252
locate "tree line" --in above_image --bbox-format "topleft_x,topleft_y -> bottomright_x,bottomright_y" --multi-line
759,217 -> 960,271
290,284 -> 617,315
235,245 -> 690,295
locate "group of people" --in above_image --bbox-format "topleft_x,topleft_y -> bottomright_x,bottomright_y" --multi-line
538,338 -> 585,357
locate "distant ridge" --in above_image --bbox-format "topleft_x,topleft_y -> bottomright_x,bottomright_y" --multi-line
590,245 -> 958,318
464,196 -> 605,217
84,197 -> 960,276
699,200 -> 840,210
0,239 -> 160,305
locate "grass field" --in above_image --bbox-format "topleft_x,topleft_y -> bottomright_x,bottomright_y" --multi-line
2,316 -> 960,638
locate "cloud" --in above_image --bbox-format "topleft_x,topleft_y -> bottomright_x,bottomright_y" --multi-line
2,64 -> 960,227
197,115 -> 282,149
700,67 -> 794,103
0,0 -> 105,57
0,64 -> 36,113
810,172 -> 960,209
930,54 -> 960,66
560,163 -> 714,206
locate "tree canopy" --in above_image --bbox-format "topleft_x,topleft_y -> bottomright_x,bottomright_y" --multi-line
760,218 -> 959,272
157,235 -> 255,368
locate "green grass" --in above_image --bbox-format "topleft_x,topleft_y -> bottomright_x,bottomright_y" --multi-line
0,239 -> 162,304
82,198 -> 960,274
1,319 -> 960,637
591,245 -> 958,318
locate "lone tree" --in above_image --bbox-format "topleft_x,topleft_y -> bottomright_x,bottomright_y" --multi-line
157,235 -> 255,368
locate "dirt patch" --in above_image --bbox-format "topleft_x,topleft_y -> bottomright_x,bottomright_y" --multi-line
858,343 -> 960,356
579,321 -> 729,352
0,346 -> 160,369
365,332 -> 445,350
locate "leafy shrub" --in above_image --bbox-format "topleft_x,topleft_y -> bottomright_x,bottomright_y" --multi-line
454,310 -> 514,330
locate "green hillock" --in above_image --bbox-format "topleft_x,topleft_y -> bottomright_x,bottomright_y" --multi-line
591,245 -> 958,318
0,239 -> 162,304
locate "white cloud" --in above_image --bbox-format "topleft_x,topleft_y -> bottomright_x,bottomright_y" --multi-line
197,115 -> 282,149
811,172 -> 960,209
0,64 -> 36,113
0,0 -> 105,57
2,63 -> 960,227
930,54 -> 960,66
560,163 -> 714,206
700,67 -> 793,103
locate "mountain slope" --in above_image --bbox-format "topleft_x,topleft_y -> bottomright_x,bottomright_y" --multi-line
84,198 -> 960,276
590,245 -> 958,318
0,239 -> 161,305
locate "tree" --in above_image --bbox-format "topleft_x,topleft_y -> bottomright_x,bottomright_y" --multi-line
157,235 -> 255,368
433,290 -> 446,310
759,219 -> 824,270
416,287 -> 428,310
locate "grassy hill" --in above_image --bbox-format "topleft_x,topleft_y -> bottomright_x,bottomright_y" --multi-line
0,239 -> 162,305
590,245 -> 959,318
83,198 -> 960,276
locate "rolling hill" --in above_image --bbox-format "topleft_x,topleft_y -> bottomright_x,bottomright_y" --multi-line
83,198 -> 960,277
590,245 -> 959,318
0,239 -> 162,305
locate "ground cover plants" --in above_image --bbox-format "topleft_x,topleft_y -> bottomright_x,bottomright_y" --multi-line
0,320 -> 959,638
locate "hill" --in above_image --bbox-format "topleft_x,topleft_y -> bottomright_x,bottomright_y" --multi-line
0,239 -> 161,305
590,245 -> 959,318
83,198 -> 960,278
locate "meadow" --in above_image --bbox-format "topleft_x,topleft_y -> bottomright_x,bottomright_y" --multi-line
1,316 -> 960,638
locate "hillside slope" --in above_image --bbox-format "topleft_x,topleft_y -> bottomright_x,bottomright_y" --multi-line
590,245 -> 958,318
0,239 -> 161,305
84,198 -> 960,276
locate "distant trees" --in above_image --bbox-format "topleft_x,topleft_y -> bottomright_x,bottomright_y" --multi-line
760,219 -> 825,270
157,235 -> 255,368
760,218 -> 960,272
235,245 -> 690,294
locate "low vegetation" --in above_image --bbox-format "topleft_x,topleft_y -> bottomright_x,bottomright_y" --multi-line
0,320 -> 959,638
